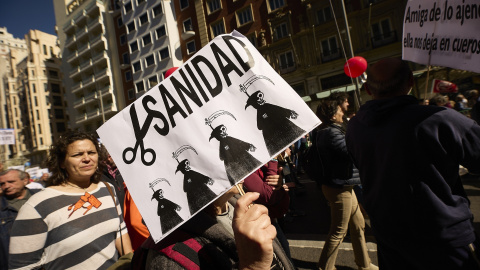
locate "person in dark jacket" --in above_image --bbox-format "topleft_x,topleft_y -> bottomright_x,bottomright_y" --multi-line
315,100 -> 377,270
346,58 -> 480,270
0,169 -> 39,270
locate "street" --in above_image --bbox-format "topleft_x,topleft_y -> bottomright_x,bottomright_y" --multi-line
281,173 -> 480,270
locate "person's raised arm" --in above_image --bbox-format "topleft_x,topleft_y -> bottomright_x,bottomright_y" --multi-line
233,192 -> 276,270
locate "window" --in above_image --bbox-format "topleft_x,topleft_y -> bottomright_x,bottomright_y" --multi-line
40,137 -> 43,145
148,76 -> 158,88
247,34 -> 257,47
31,70 -> 35,76
44,83 -> 48,92
274,23 -> 288,40
180,0 -> 189,10
54,109 -> 64,118
136,81 -> 145,92
142,33 -> 152,46
137,0 -> 145,5
56,122 -> 66,132
317,6 -> 332,24
237,7 -> 253,26
125,71 -> 132,81
211,20 -> 225,37
186,40 -> 196,55
43,44 -> 47,55
291,83 -> 306,97
133,61 -> 141,73
117,17 -> 123,27
123,53 -> 130,65
321,36 -> 340,61
34,96 -> 38,106
120,34 -> 126,45
156,25 -> 166,39
159,48 -> 170,60
207,0 -> 221,13
183,18 -> 193,32
128,89 -> 135,100
145,55 -> 155,67
278,51 -> 295,70
51,83 -> 60,93
32,83 -> 36,93
268,0 -> 285,11
38,124 -> 42,134
14,108 -> 17,117
139,13 -> 149,26
53,96 -> 62,106
124,2 -> 132,13
372,19 -> 393,43
127,22 -> 135,33
49,70 -> 58,78
50,46 -> 54,56
36,110 -> 40,120
153,4 -> 163,17
130,40 -> 138,52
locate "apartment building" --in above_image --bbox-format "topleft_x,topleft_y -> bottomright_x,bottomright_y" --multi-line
121,0 -> 183,99
0,27 -> 29,166
53,0 -> 126,132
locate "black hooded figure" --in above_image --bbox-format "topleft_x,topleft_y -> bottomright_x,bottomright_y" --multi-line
176,159 -> 217,215
151,189 -> 183,234
245,90 -> 306,156
209,124 -> 262,185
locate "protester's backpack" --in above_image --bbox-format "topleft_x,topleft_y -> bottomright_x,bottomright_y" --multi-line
300,133 -> 325,185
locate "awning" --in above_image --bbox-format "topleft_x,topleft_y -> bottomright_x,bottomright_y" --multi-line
302,84 -> 356,102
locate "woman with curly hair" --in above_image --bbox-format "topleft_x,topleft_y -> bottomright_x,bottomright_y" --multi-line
315,100 -> 377,270
9,130 -> 132,269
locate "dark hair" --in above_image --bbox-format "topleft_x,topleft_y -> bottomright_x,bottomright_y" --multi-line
366,60 -> 412,98
45,130 -> 105,186
316,100 -> 339,127
328,92 -> 349,108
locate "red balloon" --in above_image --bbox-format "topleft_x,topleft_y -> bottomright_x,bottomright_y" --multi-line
165,67 -> 179,79
344,56 -> 367,78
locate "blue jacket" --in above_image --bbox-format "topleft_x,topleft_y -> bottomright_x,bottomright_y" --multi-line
346,95 -> 480,249
315,124 -> 361,187
1,189 -> 38,270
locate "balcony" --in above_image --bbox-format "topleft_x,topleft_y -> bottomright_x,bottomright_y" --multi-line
92,50 -> 107,64
84,91 -> 97,104
279,63 -> 296,74
74,96 -> 85,107
87,108 -> 100,119
77,42 -> 90,57
371,30 -> 398,49
90,35 -> 105,49
95,68 -> 109,82
65,35 -> 76,48
321,48 -> 342,62
87,2 -> 99,16
71,81 -> 82,94
80,59 -> 92,71
63,19 -> 75,33
98,85 -> 111,97
75,10 -> 87,26
88,17 -> 101,31
69,66 -> 81,77
67,51 -> 79,63
83,75 -> 95,88
76,26 -> 88,40
76,112 -> 87,122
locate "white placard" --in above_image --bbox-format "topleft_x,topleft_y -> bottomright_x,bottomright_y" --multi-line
402,0 -> 480,73
0,129 -> 15,145
97,31 -> 321,243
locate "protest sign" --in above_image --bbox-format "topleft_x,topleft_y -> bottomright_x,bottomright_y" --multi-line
97,31 -> 321,243
0,129 -> 15,145
402,0 -> 480,73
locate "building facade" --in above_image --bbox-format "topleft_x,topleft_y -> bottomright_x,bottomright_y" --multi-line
53,0 -> 126,132
120,0 -> 183,99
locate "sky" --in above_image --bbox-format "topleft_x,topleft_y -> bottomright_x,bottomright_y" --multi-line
0,0 -> 57,39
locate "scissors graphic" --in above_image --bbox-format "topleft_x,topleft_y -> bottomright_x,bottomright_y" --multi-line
123,102 -> 157,166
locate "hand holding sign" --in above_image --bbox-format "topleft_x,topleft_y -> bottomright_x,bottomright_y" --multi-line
233,192 -> 276,270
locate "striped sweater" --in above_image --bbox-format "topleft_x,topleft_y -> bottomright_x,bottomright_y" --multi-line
9,182 -> 127,270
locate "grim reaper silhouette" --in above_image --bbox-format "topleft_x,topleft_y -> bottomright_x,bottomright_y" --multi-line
206,110 -> 262,185
240,75 -> 306,156
149,178 -> 183,234
173,145 -> 217,215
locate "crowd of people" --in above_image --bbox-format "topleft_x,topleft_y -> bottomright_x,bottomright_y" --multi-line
1,57 -> 480,270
